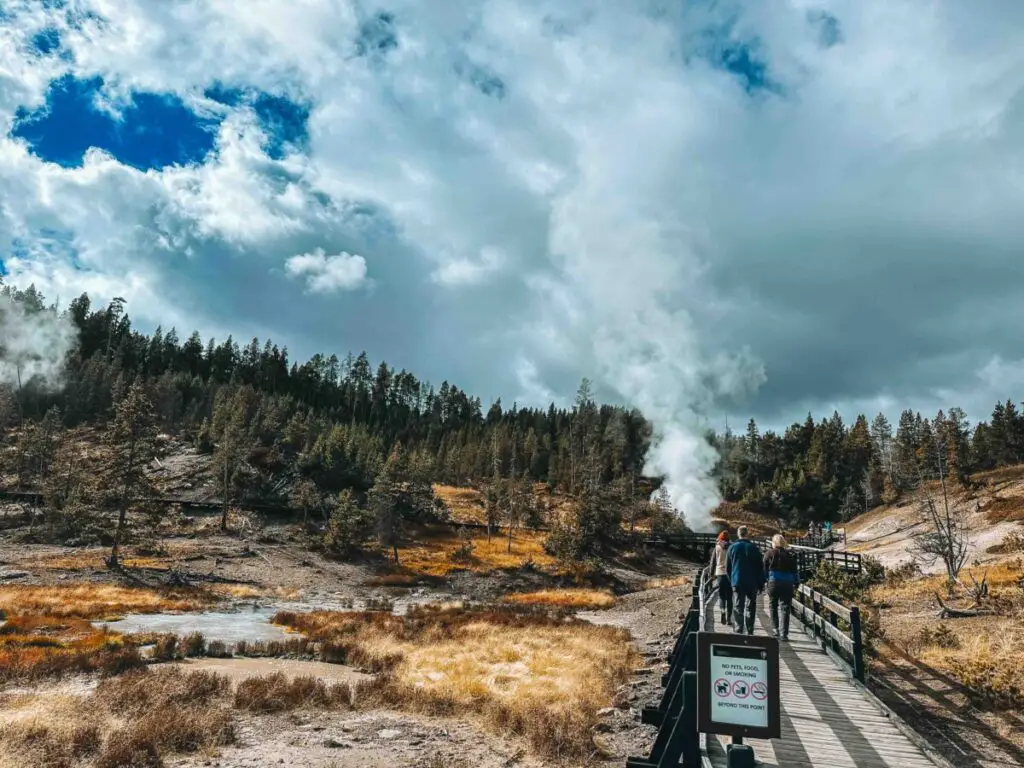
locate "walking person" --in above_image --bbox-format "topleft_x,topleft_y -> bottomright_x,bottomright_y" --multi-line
709,531 -> 733,625
726,525 -> 764,635
764,534 -> 800,640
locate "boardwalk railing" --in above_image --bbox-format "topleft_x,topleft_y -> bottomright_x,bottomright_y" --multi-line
628,569 -> 718,768
790,583 -> 865,682
645,531 -> 861,576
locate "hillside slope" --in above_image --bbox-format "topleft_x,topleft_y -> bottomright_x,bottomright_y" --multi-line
844,464 -> 1024,571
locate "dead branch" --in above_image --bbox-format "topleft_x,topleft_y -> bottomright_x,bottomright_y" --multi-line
933,592 -> 996,619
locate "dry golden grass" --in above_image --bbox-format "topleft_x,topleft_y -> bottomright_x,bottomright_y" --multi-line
642,574 -> 690,591
0,668 -> 237,768
17,549 -> 161,571
234,672 -> 353,712
983,495 -> 1024,524
502,588 -> 616,610
385,525 -> 559,578
273,605 -> 638,759
433,484 -> 488,524
0,584 -> 215,620
0,614 -> 145,684
871,560 -> 1024,603
0,585 -> 218,683
872,559 -> 1024,710
209,584 -> 302,600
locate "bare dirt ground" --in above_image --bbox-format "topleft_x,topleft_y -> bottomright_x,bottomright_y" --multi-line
845,465 -> 1024,571
0,499 -> 697,768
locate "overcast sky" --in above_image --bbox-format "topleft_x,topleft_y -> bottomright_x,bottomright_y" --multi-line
2,0 -> 1024,435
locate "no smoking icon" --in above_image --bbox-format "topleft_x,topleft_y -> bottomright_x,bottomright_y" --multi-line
752,682 -> 768,701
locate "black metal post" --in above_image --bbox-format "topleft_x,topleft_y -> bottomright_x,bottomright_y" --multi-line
849,605 -> 865,682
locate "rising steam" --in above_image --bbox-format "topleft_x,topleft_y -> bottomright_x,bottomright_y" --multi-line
0,293 -> 77,390
542,151 -> 766,532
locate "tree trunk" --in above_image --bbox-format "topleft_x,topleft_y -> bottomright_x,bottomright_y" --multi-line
628,473 -> 636,534
110,436 -> 137,568
110,507 -> 128,568
220,454 -> 229,531
392,542 -> 399,564
507,516 -> 514,554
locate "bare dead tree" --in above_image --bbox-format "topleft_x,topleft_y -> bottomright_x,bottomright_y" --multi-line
910,433 -> 971,583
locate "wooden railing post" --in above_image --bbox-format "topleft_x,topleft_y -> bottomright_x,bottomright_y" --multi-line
828,607 -> 839,656
849,606 -> 865,683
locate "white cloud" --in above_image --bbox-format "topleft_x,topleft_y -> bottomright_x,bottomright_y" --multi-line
431,246 -> 504,286
2,1 -> 1024,523
284,247 -> 367,294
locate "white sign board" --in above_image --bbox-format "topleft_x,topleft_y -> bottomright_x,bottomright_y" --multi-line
709,642 -> 770,728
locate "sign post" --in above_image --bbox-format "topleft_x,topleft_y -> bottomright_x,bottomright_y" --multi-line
696,632 -> 780,743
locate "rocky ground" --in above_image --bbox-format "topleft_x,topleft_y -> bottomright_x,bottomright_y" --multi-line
0,498 -> 697,768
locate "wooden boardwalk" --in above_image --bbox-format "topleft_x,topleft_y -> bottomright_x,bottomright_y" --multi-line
703,605 -> 937,768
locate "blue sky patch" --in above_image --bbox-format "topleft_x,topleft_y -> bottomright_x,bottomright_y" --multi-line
693,18 -> 781,96
454,60 -> 506,100
356,11 -> 398,58
717,42 -> 774,93
205,85 -> 310,160
11,75 -> 220,170
30,28 -> 62,56
808,11 -> 842,48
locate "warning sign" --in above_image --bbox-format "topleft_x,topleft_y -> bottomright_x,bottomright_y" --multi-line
708,643 -> 769,728
698,632 -> 780,740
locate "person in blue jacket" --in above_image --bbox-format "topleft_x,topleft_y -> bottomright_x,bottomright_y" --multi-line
726,525 -> 764,634
763,534 -> 800,640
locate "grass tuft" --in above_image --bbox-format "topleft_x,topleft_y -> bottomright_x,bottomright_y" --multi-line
234,672 -> 353,713
502,588 -> 616,610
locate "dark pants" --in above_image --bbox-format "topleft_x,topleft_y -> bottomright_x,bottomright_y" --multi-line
768,581 -> 794,637
716,576 -> 733,618
733,587 -> 757,634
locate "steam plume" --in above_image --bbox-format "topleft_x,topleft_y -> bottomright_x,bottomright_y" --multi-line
543,158 -> 765,532
0,293 -> 77,391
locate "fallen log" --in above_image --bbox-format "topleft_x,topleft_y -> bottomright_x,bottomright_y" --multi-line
933,592 -> 997,618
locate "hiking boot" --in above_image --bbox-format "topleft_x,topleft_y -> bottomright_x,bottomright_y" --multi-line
720,611 -> 727,624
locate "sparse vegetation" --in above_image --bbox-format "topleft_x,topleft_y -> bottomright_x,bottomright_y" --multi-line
0,668 -> 236,767
0,584 -> 215,620
272,604 -> 638,759
502,588 -> 616,610
234,672 -> 353,712
388,524 -> 559,578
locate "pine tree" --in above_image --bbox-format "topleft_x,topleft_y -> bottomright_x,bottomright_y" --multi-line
105,381 -> 158,568
369,443 -> 404,563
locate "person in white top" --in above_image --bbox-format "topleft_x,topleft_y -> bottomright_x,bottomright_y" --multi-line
709,530 -> 733,625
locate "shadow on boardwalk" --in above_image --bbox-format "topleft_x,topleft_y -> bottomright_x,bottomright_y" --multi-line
871,643 -> 1024,768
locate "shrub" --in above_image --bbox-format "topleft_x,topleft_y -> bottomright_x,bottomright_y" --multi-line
99,646 -> 145,676
152,634 -> 178,661
97,668 -> 232,714
1002,531 -> 1024,554
921,622 -> 958,651
324,489 -> 371,553
95,730 -> 162,768
449,526 -> 475,563
183,632 -> 205,658
234,672 -> 353,713
71,725 -> 102,758
206,640 -> 231,658
885,560 -> 922,586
